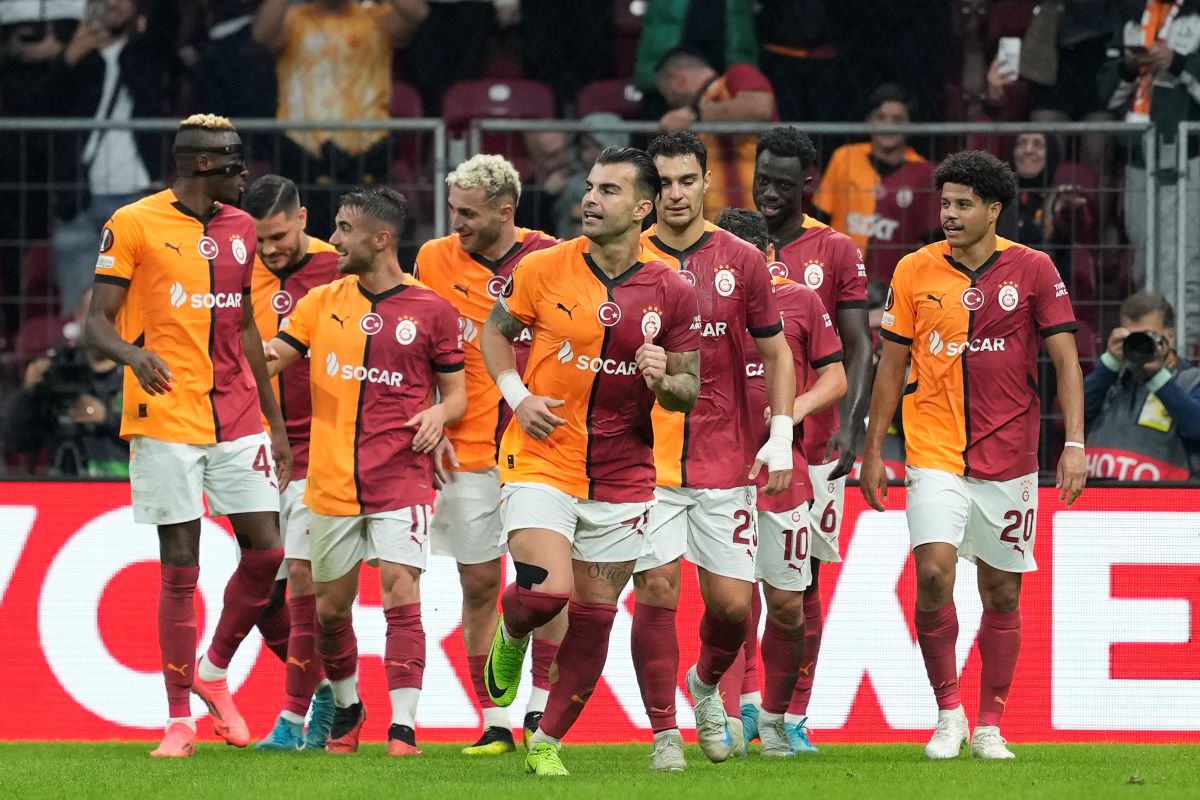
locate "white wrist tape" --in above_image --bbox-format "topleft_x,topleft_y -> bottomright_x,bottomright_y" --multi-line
756,414 -> 795,472
496,370 -> 532,411
1063,441 -> 1085,450
769,414 -> 794,442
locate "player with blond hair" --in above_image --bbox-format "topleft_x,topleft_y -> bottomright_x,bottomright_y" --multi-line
416,154 -> 563,754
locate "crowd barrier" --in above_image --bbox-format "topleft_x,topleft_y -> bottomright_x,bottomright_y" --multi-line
1,481 -> 1198,743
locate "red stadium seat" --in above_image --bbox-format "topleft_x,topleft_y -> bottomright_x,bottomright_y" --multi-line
613,0 -> 647,36
13,314 -> 67,363
441,79 -> 556,132
389,80 -> 423,119
576,79 -> 644,119
18,243 -> 57,320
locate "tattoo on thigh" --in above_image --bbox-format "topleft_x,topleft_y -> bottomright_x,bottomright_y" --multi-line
586,562 -> 632,594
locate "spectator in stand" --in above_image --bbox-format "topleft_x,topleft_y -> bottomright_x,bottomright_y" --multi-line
552,113 -> 630,239
51,0 -> 180,316
1085,291 -> 1200,480
252,0 -> 428,238
1008,131 -> 1097,289
655,47 -> 778,217
195,0 -> 279,120
755,0 -> 846,123
513,130 -> 572,237
633,0 -> 760,95
407,0 -> 517,115
1106,0 -> 1200,352
811,84 -> 939,283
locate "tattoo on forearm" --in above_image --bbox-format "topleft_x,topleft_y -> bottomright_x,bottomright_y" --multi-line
487,301 -> 525,341
658,349 -> 700,412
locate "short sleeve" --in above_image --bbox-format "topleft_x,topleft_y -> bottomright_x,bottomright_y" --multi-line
412,241 -> 433,283
833,236 -> 869,310
430,296 -> 466,372
661,273 -> 701,353
498,260 -> 538,325
242,222 -> 257,292
722,64 -> 774,95
93,208 -> 141,288
277,289 -> 317,355
811,148 -> 845,218
1032,252 -> 1078,337
743,251 -> 783,337
803,290 -> 844,368
880,255 -> 916,345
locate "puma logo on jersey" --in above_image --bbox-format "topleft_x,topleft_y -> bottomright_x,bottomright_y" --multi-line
555,302 -> 577,319
926,293 -> 945,308
163,242 -> 182,256
330,313 -> 347,329
452,284 -> 469,295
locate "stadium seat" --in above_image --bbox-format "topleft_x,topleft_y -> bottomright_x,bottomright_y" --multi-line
985,1 -> 1035,52
13,313 -> 67,364
18,243 -> 57,320
442,78 -> 557,162
576,79 -> 644,119
613,0 -> 646,36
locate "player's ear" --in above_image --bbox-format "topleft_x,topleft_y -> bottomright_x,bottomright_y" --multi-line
297,206 -> 308,231
702,169 -> 712,194
633,197 -> 654,223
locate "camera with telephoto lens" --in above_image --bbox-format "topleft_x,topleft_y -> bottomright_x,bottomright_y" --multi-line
36,345 -> 93,426
1122,330 -> 1165,366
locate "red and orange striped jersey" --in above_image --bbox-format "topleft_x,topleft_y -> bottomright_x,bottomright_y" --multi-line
880,239 -> 1077,480
643,223 -> 782,489
415,228 -> 558,471
771,215 -> 867,463
744,279 -> 843,511
94,190 -> 261,445
498,237 -> 701,502
277,275 -> 465,516
250,236 -> 339,481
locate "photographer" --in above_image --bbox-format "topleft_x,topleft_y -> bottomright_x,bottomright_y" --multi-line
4,292 -> 127,477
1085,291 -> 1200,481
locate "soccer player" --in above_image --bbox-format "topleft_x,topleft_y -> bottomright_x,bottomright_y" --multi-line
243,175 -> 341,750
629,132 -> 796,771
416,154 -> 565,754
860,150 -> 1086,760
751,126 -> 872,753
84,114 -> 291,758
266,187 -> 466,756
479,147 -> 701,777
722,208 -> 847,759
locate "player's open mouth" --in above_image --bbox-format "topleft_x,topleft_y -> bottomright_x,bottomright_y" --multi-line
759,205 -> 781,218
582,211 -> 602,223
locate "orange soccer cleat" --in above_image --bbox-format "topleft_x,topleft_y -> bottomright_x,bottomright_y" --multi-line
191,675 -> 250,747
325,702 -> 366,754
150,722 -> 196,757
386,724 -> 422,757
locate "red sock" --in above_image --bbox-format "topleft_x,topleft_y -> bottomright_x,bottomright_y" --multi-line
697,608 -> 749,686
631,603 -> 679,732
539,601 -> 617,740
467,654 -> 496,710
531,637 -> 560,691
977,609 -> 1021,727
740,588 -> 762,695
256,592 -> 290,664
718,649 -> 745,717
761,619 -> 806,714
317,616 -> 358,682
500,583 -> 570,639
384,603 -> 425,690
788,588 -> 824,715
159,565 -> 199,718
206,547 -> 284,670
283,594 -> 324,717
915,601 -> 962,711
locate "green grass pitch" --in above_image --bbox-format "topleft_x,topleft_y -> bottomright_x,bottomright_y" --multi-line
2,743 -> 1198,799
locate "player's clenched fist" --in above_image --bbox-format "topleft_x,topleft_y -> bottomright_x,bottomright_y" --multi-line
635,333 -> 668,391
128,349 -> 173,395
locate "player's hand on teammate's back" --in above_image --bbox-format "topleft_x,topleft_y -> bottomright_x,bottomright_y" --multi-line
514,395 -> 566,440
270,428 -> 292,492
128,349 -> 173,395
405,404 -> 449,453
859,453 -> 888,512
1056,446 -> 1087,507
824,424 -> 861,480
635,333 -> 668,392
431,436 -> 459,489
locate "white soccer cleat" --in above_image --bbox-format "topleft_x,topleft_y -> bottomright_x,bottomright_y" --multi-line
649,730 -> 687,772
970,725 -> 1016,760
727,716 -> 747,759
757,713 -> 793,758
686,666 -> 733,763
924,706 -> 969,760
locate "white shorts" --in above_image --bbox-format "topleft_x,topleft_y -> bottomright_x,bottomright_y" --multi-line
430,468 -> 505,565
281,479 -> 312,562
500,482 -> 653,564
129,432 -> 280,526
906,467 -> 1039,573
755,505 -> 812,591
309,505 -> 432,583
808,460 -> 846,563
634,485 -> 758,583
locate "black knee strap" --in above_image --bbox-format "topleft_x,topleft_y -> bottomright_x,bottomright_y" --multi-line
513,560 -> 548,589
